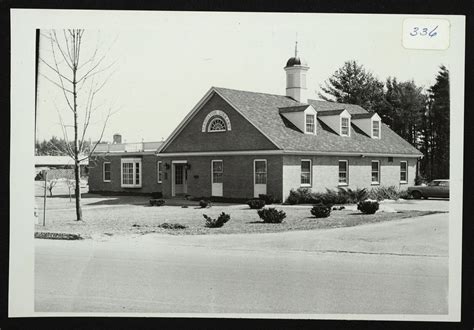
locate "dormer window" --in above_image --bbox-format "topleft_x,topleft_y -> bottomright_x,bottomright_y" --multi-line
305,114 -> 315,134
341,117 -> 350,136
372,120 -> 380,138
279,104 -> 317,135
208,117 -> 227,132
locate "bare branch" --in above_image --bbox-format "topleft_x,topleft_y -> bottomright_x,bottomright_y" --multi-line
39,72 -> 74,95
54,106 -> 75,159
39,58 -> 73,83
51,30 -> 73,70
81,107 -> 115,162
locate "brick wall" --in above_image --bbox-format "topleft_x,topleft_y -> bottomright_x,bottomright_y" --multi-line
282,155 -> 417,200
162,93 -> 278,153
160,155 -> 283,201
89,153 -> 162,194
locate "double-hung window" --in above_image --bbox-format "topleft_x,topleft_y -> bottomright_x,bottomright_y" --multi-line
372,120 -> 380,138
301,160 -> 312,186
121,158 -> 142,188
400,161 -> 407,183
157,161 -> 163,183
338,160 -> 348,185
341,117 -> 350,136
305,114 -> 315,134
103,162 -> 111,182
371,160 -> 380,184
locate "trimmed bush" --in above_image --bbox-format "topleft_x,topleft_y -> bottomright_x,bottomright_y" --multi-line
258,194 -> 275,205
257,208 -> 286,223
357,199 -> 379,214
150,199 -> 165,206
311,203 -> 331,218
247,199 -> 266,209
203,212 -> 230,228
199,199 -> 211,208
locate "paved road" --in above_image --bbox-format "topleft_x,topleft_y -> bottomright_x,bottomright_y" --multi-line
35,212 -> 448,315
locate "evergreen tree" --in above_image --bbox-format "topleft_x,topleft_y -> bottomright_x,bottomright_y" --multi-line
318,60 -> 385,112
426,65 -> 450,179
382,78 -> 427,146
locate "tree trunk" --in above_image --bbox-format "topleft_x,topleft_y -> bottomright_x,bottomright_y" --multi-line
73,58 -> 83,221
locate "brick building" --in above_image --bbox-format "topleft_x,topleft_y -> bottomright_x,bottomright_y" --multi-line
89,51 -> 422,201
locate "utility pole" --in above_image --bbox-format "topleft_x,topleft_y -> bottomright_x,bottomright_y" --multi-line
43,170 -> 47,226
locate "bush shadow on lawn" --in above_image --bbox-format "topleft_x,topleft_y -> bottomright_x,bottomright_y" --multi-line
80,193 -> 149,206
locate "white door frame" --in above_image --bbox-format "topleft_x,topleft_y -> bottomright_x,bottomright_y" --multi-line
171,160 -> 187,197
211,159 -> 223,197
253,159 -> 267,198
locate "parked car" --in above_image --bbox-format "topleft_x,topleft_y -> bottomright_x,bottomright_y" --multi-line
408,179 -> 449,199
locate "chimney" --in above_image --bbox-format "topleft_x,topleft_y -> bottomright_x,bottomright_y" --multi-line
113,133 -> 122,144
284,41 -> 309,103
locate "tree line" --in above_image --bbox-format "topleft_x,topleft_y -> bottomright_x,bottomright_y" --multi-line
35,136 -> 92,156
319,61 -> 449,181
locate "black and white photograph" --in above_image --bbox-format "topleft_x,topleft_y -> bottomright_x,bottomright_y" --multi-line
9,9 -> 465,321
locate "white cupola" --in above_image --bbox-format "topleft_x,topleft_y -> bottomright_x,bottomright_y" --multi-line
284,42 -> 309,103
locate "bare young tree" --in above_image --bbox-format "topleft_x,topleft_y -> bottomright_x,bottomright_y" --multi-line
39,29 -> 117,221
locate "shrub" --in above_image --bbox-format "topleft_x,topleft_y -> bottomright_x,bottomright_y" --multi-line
199,199 -> 211,208
258,194 -> 275,205
203,212 -> 231,228
286,190 -> 299,205
368,186 -> 400,201
257,208 -> 286,223
398,189 -> 411,199
150,199 -> 165,206
338,187 -> 368,203
247,199 -> 266,209
286,188 -> 314,204
159,223 -> 187,230
357,199 -> 379,214
311,203 -> 331,218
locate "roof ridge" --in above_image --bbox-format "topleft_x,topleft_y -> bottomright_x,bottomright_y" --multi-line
212,86 -> 301,101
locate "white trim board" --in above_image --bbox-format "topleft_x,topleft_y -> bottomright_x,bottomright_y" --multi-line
159,150 -> 422,158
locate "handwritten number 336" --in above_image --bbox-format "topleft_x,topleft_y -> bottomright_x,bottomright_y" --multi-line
410,25 -> 438,37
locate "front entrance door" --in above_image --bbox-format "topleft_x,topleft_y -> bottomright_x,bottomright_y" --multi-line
211,160 -> 223,197
254,159 -> 267,198
173,163 -> 187,196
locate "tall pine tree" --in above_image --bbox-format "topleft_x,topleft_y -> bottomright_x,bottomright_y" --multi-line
382,78 -> 426,146
426,65 -> 450,179
318,60 -> 385,112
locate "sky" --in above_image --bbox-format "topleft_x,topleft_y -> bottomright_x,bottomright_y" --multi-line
35,12 -> 455,144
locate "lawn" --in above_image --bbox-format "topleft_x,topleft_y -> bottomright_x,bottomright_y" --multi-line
35,193 -> 439,238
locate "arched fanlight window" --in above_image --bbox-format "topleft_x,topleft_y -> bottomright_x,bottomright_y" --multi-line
201,110 -> 232,132
208,117 -> 227,132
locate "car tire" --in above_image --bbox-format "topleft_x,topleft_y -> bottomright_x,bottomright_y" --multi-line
411,191 -> 422,199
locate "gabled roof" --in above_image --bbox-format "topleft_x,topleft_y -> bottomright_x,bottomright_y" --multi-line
351,113 -> 377,119
317,109 -> 346,116
212,87 -> 422,156
278,105 -> 311,113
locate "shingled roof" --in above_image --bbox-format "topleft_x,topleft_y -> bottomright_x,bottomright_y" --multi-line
213,87 -> 422,156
